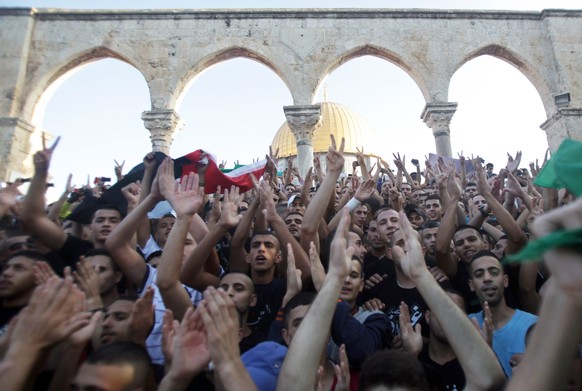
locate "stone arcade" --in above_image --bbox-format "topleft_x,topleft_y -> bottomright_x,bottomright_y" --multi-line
1,8 -> 581,179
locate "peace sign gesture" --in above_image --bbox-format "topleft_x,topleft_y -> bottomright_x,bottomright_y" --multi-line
33,132 -> 61,174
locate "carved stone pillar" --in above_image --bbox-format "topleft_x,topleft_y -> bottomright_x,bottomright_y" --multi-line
540,107 -> 582,151
421,103 -> 458,157
283,104 -> 322,179
141,109 -> 183,155
0,117 -> 51,181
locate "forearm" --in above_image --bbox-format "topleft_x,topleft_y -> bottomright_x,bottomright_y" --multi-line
277,275 -> 343,391
483,192 -> 526,251
435,197 -> 459,278
481,221 -> 504,242
302,170 -> 341,234
506,282 -> 582,391
180,223 -> 227,287
395,169 -> 403,189
47,343 -> 85,391
157,216 -> 192,290
0,346 -> 42,391
215,360 -> 258,391
107,195 -> 158,249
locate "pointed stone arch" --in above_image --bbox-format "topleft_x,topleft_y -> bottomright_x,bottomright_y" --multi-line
453,44 -> 553,115
24,46 -> 148,124
315,44 -> 431,104
173,46 -> 292,111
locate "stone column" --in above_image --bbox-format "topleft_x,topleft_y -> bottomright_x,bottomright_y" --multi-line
421,103 -> 458,157
0,117 -> 50,181
141,109 -> 183,155
283,104 -> 322,179
540,107 -> 582,151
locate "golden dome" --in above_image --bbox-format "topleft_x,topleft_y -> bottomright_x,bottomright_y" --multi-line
271,101 -> 378,158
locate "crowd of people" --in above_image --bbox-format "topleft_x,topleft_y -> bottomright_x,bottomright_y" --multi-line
0,133 -> 580,391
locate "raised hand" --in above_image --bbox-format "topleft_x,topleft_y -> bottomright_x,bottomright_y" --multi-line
399,301 -> 423,357
126,287 -> 155,346
354,178 -> 376,201
159,158 -> 204,217
33,133 -> 61,174
396,211 -> 427,281
393,152 -> 405,170
167,307 -> 210,381
326,134 -> 346,174
283,243 -> 303,306
218,186 -> 242,229
121,181 -> 141,208
328,209 -> 353,280
470,301 -> 494,347
506,151 -> 522,173
73,256 -> 102,308
472,157 -> 490,196
114,159 -> 125,181
333,344 -> 351,391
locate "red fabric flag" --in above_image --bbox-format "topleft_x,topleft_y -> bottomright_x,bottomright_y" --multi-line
181,150 -> 267,194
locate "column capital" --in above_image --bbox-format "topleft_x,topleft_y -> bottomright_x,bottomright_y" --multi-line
421,102 -> 458,137
540,107 -> 582,151
141,109 -> 183,155
283,104 -> 322,142
421,102 -> 457,157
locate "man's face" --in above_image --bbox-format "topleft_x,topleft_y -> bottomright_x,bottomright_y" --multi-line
381,181 -> 392,196
453,228 -> 486,263
71,363 -> 136,391
335,182 -> 341,195
91,209 -> 122,243
469,256 -> 508,307
424,199 -> 442,221
0,256 -> 36,300
284,213 -> 303,241
348,232 -> 367,262
354,205 -> 369,228
285,185 -> 296,197
282,304 -> 310,346
388,230 -> 407,268
246,234 -> 281,273
401,183 -> 412,197
219,273 -> 256,315
465,185 -> 477,199
86,255 -> 120,296
421,227 -> 438,255
473,195 -> 487,210
289,198 -> 305,214
100,300 -> 134,345
366,221 -> 385,251
376,209 -> 399,244
340,260 -> 364,308
407,212 -> 425,229
154,216 -> 175,247
412,189 -> 427,204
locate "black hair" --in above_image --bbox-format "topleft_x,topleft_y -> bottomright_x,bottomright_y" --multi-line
283,292 -> 316,329
465,182 -> 477,187
420,221 -> 440,231
453,225 -> 484,240
84,248 -> 120,272
250,230 -> 281,249
424,194 -> 441,203
6,250 -> 49,264
468,250 -> 503,274
359,350 -> 428,391
85,342 -> 153,389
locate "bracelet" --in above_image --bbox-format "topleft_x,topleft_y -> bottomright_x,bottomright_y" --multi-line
346,197 -> 362,212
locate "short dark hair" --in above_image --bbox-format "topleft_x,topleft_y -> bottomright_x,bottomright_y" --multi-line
453,225 -> 483,241
251,230 -> 281,248
84,248 -> 119,272
359,350 -> 428,391
85,342 -> 153,389
7,250 -> 48,264
465,182 -> 476,188
283,292 -> 316,329
469,250 -> 503,274
90,205 -> 125,222
420,221 -> 440,231
424,194 -> 441,203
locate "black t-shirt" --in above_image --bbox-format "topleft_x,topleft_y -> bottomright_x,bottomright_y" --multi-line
363,254 -> 395,282
419,344 -> 466,391
363,275 -> 430,338
0,304 -> 25,337
239,330 -> 266,354
247,278 -> 286,339
54,234 -> 95,269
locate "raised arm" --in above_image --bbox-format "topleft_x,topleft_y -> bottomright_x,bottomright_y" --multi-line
474,159 -> 527,255
229,195 -> 260,273
435,176 -> 461,279
301,135 -> 345,253
179,187 -> 240,289
277,209 -> 353,391
396,212 -> 505,391
136,153 -> 158,248
156,158 -> 206,320
21,137 -> 68,250
105,174 -> 163,287
258,179 -> 311,284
